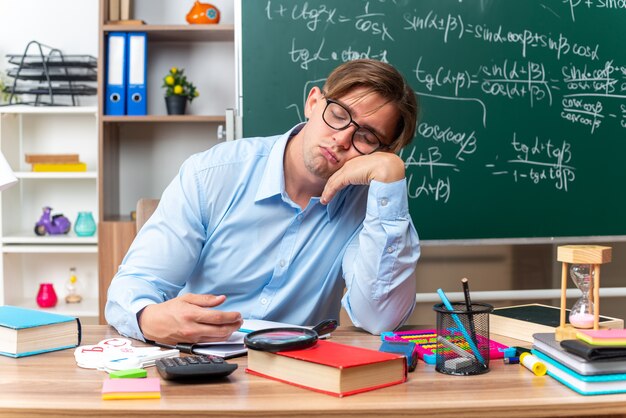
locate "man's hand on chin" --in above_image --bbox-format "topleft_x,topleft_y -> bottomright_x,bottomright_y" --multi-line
321,153 -> 405,204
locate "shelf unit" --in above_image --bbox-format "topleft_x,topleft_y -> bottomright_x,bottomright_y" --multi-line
97,0 -> 236,323
0,105 -> 99,322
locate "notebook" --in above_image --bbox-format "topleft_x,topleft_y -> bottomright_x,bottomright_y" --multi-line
532,333 -> 626,375
533,351 -> 626,395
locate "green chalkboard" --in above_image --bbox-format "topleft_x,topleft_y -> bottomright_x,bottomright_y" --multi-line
241,0 -> 626,240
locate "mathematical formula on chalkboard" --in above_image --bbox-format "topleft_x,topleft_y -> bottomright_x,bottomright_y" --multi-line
241,0 -> 626,240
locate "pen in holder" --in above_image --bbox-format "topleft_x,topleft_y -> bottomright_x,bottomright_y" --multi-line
433,299 -> 494,376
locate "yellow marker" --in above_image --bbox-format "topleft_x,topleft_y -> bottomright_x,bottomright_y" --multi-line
519,352 -> 547,376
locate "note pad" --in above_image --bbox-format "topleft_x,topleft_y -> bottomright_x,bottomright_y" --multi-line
577,329 -> 626,346
101,377 -> 161,400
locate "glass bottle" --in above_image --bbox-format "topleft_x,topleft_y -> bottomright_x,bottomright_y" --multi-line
74,211 -> 96,237
569,264 -> 595,328
65,267 -> 82,303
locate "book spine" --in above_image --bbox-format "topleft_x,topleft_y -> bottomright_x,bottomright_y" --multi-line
25,154 -> 80,164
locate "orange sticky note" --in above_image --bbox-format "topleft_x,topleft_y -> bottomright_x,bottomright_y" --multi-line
101,377 -> 161,400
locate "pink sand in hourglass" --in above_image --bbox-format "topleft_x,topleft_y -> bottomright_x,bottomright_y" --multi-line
570,313 -> 595,328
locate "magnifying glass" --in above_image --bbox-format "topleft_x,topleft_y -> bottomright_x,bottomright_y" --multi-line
244,319 -> 338,353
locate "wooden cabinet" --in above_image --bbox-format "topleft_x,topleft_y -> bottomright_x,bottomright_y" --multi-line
97,0 -> 236,322
0,106 -> 99,323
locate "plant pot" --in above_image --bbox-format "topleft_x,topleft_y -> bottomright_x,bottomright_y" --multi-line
165,95 -> 188,115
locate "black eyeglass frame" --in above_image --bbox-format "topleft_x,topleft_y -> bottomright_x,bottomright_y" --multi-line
321,97 -> 392,155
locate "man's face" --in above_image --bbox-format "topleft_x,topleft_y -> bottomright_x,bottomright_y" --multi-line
301,87 -> 400,181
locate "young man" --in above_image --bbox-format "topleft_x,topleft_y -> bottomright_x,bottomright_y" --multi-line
106,59 -> 420,345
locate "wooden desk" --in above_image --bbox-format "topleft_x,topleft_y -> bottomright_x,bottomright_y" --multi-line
2,326 -> 626,417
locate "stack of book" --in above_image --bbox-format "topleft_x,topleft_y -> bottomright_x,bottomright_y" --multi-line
25,154 -> 86,172
532,330 -> 626,395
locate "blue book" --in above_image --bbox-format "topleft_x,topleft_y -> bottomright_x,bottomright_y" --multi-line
533,350 -> 626,395
0,306 -> 81,358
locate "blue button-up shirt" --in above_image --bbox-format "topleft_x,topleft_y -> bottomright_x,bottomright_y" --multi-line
105,124 -> 420,340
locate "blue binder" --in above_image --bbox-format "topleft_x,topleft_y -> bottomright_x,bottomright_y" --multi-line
126,32 -> 147,115
105,32 -> 127,115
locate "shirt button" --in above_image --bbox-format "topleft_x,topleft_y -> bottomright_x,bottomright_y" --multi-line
380,198 -> 389,206
261,298 -> 268,305
297,214 -> 303,221
386,246 -> 394,253
279,259 -> 286,267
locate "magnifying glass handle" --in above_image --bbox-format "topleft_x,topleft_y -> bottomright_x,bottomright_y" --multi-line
312,319 -> 338,336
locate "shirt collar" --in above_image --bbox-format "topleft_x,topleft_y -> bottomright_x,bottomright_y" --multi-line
254,123 -> 344,220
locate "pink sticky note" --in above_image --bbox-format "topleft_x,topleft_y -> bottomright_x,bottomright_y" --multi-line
102,377 -> 161,400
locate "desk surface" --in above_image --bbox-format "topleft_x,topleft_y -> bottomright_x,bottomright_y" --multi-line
2,325 -> 626,418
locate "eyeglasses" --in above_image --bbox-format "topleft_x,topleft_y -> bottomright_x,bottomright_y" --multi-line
322,97 -> 390,155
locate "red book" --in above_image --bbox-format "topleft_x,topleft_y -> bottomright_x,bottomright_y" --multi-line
246,339 -> 407,397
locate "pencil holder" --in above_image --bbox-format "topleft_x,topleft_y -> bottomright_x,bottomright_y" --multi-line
433,302 -> 494,376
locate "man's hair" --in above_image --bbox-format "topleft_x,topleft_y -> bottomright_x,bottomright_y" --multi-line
322,59 -> 418,152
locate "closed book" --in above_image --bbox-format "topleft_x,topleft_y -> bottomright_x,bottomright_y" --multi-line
0,305 -> 81,358
532,333 -> 626,375
32,162 -> 87,172
246,339 -> 407,397
490,304 -> 623,343
533,350 -> 626,395
25,154 -> 79,164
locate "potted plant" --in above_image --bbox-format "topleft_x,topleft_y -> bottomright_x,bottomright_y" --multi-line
162,67 -> 199,115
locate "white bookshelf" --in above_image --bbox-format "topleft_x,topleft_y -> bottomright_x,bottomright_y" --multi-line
0,106 -> 99,321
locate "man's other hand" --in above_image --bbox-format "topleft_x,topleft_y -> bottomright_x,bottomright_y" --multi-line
138,293 -> 243,345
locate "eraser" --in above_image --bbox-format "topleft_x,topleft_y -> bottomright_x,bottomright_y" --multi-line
445,357 -> 473,370
379,340 -> 418,372
109,368 -> 148,378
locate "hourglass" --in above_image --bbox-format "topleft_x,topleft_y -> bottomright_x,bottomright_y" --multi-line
555,245 -> 612,341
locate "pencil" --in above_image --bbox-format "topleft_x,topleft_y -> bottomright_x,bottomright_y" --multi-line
461,278 -> 478,345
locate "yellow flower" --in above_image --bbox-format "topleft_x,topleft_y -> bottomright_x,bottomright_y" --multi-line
165,75 -> 174,85
194,91 -> 199,97
173,85 -> 183,95
170,67 -> 178,74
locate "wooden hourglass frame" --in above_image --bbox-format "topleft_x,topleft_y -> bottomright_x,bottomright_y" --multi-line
555,245 -> 612,341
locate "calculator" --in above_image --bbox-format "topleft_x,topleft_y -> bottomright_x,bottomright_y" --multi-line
155,355 -> 238,381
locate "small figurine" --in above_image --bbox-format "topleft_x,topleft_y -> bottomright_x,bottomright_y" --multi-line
186,1 -> 220,24
65,267 -> 82,304
34,206 -> 71,236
